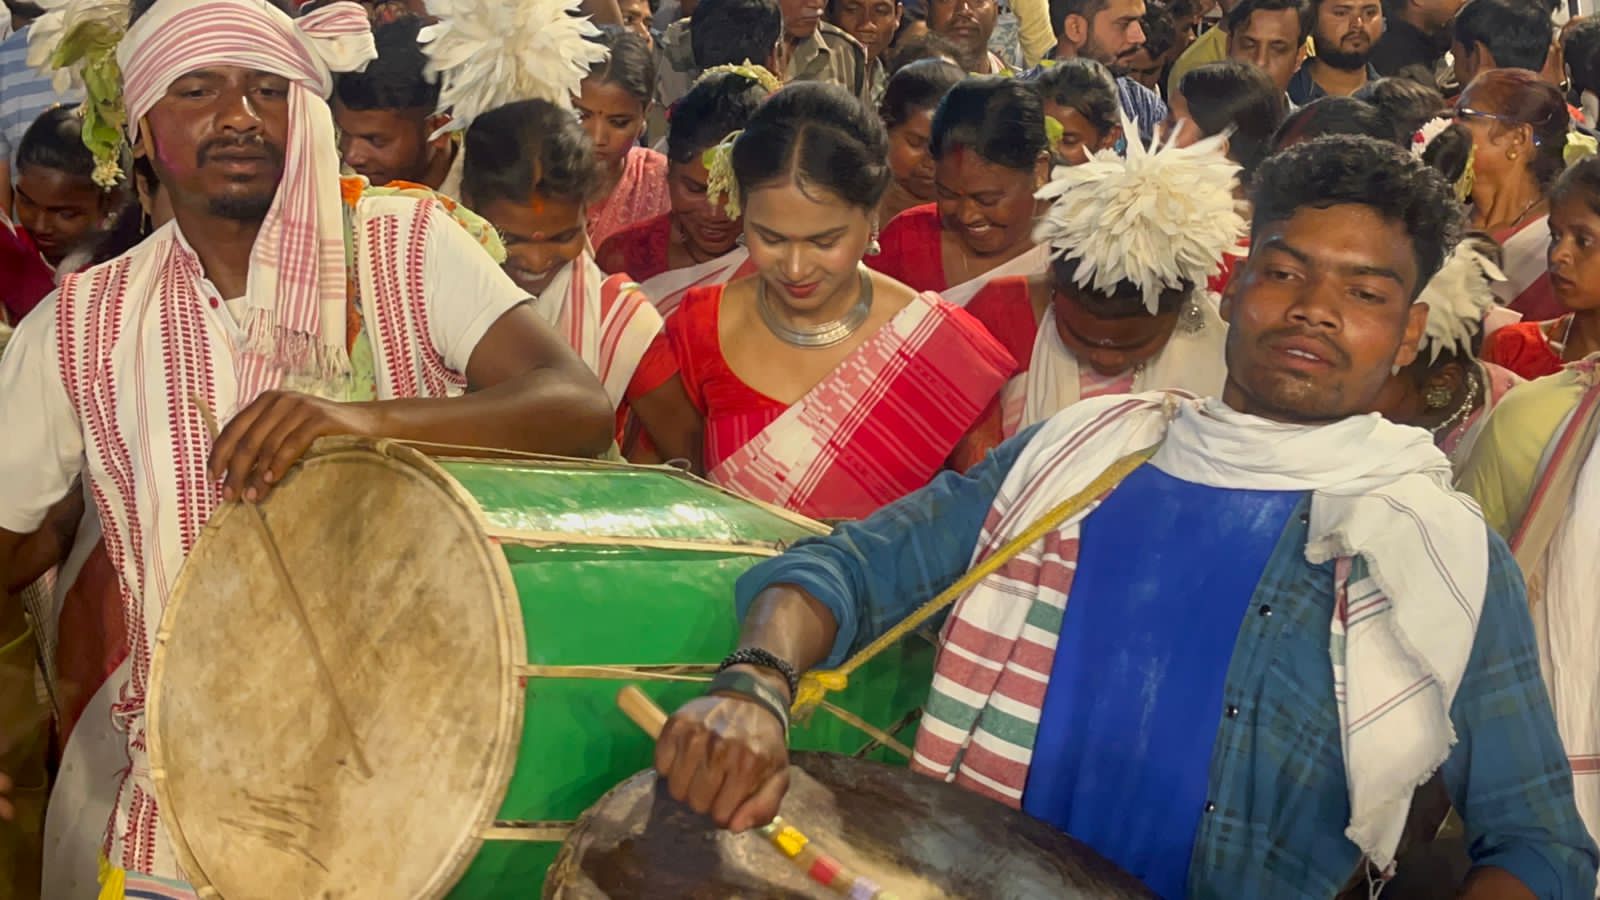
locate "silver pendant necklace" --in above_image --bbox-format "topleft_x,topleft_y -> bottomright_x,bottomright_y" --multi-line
758,267 -> 874,348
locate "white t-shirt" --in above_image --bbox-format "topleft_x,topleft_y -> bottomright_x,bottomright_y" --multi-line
0,201 -> 528,535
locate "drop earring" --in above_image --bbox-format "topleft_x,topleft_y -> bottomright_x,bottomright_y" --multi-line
866,229 -> 882,256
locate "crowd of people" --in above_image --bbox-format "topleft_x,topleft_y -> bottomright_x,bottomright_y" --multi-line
1,0 -> 1600,894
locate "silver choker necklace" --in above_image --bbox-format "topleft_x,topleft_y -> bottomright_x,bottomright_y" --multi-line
757,268 -> 874,348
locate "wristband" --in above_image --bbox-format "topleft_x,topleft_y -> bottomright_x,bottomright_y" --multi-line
708,669 -> 790,735
718,647 -> 800,699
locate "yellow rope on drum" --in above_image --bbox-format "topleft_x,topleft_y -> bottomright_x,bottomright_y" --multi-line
789,445 -> 1160,721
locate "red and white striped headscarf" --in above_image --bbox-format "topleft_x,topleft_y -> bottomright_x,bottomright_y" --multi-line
118,0 -> 375,385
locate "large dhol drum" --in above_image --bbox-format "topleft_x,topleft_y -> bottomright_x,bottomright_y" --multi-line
546,752 -> 1158,899
148,439 -> 933,898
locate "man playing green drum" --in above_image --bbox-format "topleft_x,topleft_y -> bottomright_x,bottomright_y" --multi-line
653,135 -> 1600,898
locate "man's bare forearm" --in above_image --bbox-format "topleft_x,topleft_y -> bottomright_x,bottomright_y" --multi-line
362,370 -> 614,459
729,585 -> 840,702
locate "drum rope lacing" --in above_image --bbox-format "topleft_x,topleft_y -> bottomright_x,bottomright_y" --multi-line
787,444 -> 1160,722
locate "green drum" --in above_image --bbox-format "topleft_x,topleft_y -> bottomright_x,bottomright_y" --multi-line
148,438 -> 932,900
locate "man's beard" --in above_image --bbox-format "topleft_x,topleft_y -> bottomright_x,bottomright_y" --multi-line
209,191 -> 277,222
1315,33 -> 1371,71
197,134 -> 283,222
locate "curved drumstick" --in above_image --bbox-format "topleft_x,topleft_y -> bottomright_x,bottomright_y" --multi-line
617,686 -> 899,900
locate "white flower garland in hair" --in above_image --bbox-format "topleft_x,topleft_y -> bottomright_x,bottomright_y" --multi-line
702,131 -> 742,218
419,0 -> 610,135
1418,237 -> 1505,364
1032,115 -> 1246,315
693,61 -> 782,95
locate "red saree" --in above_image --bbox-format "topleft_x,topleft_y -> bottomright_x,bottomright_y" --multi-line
596,213 -> 672,282
667,284 -> 1016,519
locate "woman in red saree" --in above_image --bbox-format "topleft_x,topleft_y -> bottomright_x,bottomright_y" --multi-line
867,76 -> 1051,306
578,30 -> 671,248
596,68 -> 771,313
1485,156 -> 1600,381
653,82 -> 1015,520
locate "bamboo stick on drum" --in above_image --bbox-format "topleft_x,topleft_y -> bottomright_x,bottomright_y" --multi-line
617,685 -> 903,900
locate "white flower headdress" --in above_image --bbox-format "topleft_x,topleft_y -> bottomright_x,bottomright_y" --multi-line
1033,114 -> 1246,314
1418,237 -> 1505,363
25,0 -> 133,188
419,0 -> 609,136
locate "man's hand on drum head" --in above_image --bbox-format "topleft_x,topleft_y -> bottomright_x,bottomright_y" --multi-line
209,391 -> 383,503
655,690 -> 791,832
0,771 -> 14,821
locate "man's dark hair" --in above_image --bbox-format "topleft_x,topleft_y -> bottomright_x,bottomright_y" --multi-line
1451,0 -> 1552,73
1353,77 -> 1446,144
1140,3 -> 1178,59
1054,258 -> 1190,316
691,0 -> 784,69
1225,0 -> 1312,43
1047,0 -> 1110,40
1180,61 -> 1286,179
1271,96 -> 1394,149
885,32 -> 964,74
1251,135 -> 1464,297
1565,17 -> 1600,97
462,98 -> 598,207
333,17 -> 439,112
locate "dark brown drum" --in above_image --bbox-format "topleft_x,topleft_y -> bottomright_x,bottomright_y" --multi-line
545,752 -> 1156,899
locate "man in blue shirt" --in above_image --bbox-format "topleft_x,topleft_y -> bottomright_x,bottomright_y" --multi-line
653,135 -> 1599,899
1018,0 -> 1168,140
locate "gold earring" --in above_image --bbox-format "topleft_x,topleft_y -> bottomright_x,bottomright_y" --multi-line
1508,149 -> 1519,160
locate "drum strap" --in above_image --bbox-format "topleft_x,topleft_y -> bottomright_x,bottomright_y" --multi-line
790,444 -> 1159,719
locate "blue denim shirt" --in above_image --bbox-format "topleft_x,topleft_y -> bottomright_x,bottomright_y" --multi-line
737,426 -> 1599,899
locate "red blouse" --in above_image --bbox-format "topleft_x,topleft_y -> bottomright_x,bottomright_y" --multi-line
867,204 -> 947,293
1481,319 -> 1566,382
665,286 -> 789,471
965,276 -> 1039,369
596,213 -> 673,282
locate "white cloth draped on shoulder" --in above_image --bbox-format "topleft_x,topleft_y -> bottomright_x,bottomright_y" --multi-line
535,251 -> 663,408
938,243 -> 1052,308
914,393 -> 1489,872
637,246 -> 753,318
1014,292 -> 1228,431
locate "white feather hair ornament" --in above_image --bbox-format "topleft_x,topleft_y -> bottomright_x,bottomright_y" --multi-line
419,0 -> 610,136
1032,115 -> 1246,315
1418,238 -> 1506,364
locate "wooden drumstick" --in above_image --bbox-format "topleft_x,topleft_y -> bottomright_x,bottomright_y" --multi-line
616,686 -> 899,900
194,395 -> 374,779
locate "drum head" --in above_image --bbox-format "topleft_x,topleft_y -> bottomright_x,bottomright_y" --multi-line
149,439 -> 524,899
546,752 -> 1156,899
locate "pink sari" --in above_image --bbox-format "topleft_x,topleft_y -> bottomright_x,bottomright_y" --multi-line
586,147 -> 671,249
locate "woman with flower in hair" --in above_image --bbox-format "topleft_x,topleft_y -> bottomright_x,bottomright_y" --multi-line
596,66 -> 775,315
867,76 -> 1051,306
964,118 -> 1238,437
1371,235 -> 1523,471
649,81 -> 1014,517
578,28 -> 671,247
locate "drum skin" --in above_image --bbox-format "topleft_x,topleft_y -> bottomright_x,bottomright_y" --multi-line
547,752 -> 1158,899
148,439 -> 934,899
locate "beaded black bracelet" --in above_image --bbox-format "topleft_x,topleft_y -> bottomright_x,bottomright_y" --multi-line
717,647 -> 800,700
